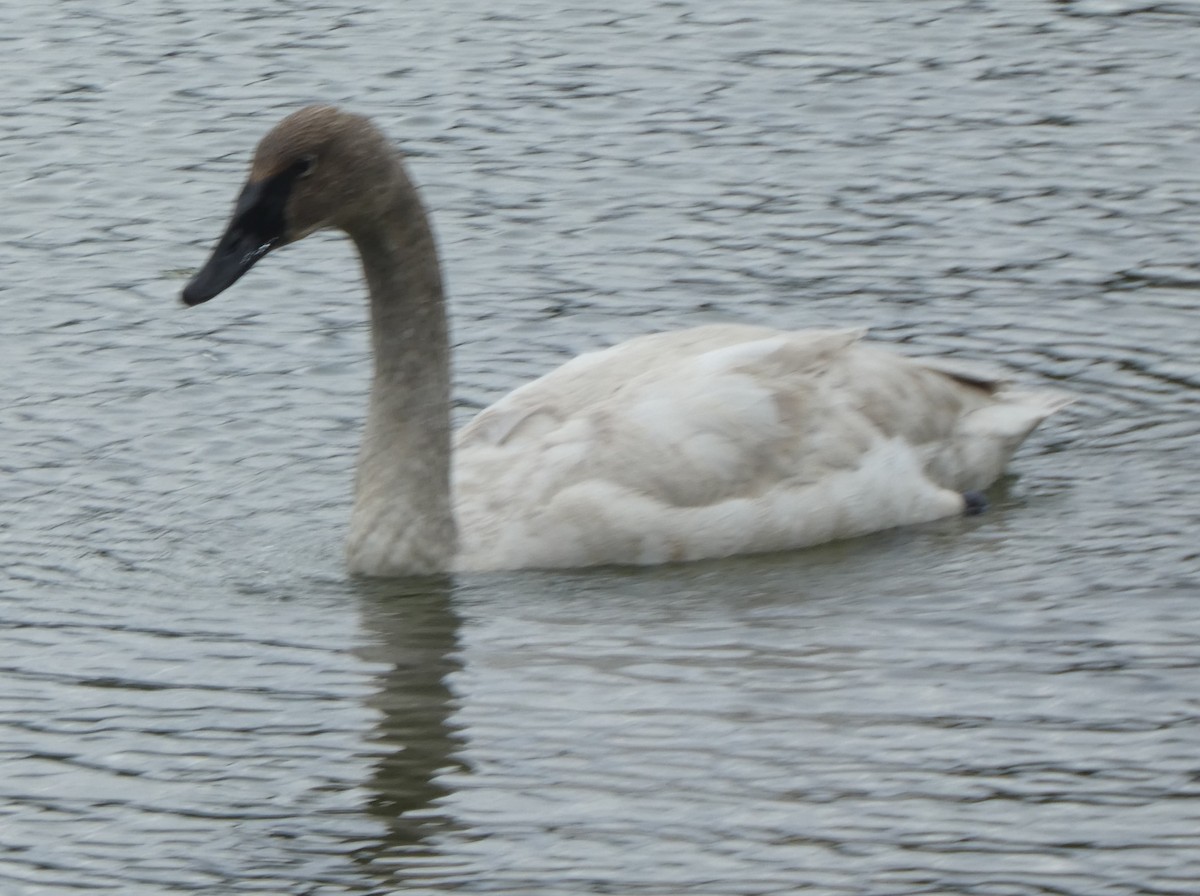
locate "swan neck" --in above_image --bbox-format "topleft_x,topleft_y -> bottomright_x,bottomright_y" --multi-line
345,180 -> 457,575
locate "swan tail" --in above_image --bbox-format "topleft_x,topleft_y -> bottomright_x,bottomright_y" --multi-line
942,387 -> 1073,492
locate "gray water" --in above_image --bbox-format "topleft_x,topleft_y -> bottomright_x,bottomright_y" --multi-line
2,1 -> 1199,893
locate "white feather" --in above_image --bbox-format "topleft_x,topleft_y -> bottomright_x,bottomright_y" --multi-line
449,324 -> 1070,571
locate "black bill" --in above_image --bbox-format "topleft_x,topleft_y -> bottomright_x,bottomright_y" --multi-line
181,161 -> 306,306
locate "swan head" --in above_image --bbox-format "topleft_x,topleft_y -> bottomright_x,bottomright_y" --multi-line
182,105 -> 397,306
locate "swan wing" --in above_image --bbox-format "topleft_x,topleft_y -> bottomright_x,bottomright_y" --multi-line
453,325 -> 1066,570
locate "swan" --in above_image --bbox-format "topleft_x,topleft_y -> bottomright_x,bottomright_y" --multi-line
182,105 -> 1070,577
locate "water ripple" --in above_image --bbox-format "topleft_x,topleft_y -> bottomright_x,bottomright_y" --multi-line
1,0 -> 1198,893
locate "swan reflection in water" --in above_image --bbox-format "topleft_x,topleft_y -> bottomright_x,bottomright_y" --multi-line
351,578 -> 467,883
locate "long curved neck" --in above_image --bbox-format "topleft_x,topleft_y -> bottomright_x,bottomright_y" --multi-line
344,173 -> 458,575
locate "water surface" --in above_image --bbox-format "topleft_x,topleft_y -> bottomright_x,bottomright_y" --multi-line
2,1 -> 1198,893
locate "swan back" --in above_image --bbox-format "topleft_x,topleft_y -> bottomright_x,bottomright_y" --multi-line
452,325 -> 1069,571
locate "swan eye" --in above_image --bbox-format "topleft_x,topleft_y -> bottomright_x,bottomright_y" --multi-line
297,153 -> 318,178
